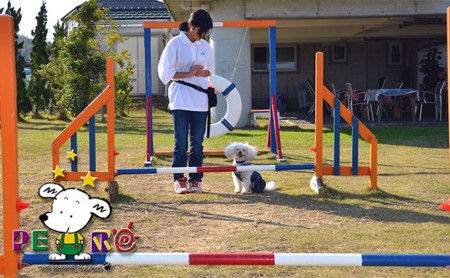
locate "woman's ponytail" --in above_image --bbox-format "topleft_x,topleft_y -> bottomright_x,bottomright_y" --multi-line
179,21 -> 189,32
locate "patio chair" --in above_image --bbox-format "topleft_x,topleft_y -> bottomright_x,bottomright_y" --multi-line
376,80 -> 404,119
305,80 -> 315,114
345,83 -> 373,121
372,77 -> 386,117
378,77 -> 386,89
329,83 -> 347,117
383,81 -> 404,119
418,80 -> 446,121
328,83 -> 336,117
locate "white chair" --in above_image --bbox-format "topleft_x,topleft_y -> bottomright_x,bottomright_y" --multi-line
305,80 -> 315,114
418,80 -> 446,121
346,83 -> 373,121
329,83 -> 337,117
329,83 -> 347,117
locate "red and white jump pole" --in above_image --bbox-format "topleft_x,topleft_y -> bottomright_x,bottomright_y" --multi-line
22,253 -> 450,267
116,164 -> 314,175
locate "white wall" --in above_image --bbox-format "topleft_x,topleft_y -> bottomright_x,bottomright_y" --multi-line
116,28 -> 167,97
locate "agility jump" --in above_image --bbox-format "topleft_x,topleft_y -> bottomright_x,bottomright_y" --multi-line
143,20 -> 283,164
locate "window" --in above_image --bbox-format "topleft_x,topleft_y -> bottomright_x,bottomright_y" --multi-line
389,42 -> 403,65
252,45 -> 297,72
331,44 -> 347,63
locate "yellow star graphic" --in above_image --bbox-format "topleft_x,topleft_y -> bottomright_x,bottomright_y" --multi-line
51,165 -> 65,178
81,171 -> 97,188
66,149 -> 78,161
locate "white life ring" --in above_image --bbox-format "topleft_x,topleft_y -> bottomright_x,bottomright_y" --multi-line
205,75 -> 242,138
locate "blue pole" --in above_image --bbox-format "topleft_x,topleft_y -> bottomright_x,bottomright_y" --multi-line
70,133 -> 77,172
351,116 -> 359,175
269,26 -> 277,155
274,164 -> 315,171
144,28 -> 154,166
362,254 -> 450,267
333,98 -> 341,175
89,116 -> 96,172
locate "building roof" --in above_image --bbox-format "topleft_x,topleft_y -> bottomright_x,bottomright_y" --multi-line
98,0 -> 169,20
62,0 -> 169,21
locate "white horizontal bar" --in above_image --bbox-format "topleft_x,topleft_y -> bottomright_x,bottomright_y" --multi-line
156,167 -> 197,174
106,253 -> 190,265
275,254 -> 362,266
236,165 -> 276,172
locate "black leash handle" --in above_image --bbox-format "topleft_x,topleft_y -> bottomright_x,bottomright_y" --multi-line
173,80 -> 212,138
173,80 -> 208,93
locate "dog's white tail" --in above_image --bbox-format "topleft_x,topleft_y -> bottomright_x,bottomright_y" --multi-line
264,181 -> 277,192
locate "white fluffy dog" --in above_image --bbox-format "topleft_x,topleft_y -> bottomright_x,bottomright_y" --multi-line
224,142 -> 277,194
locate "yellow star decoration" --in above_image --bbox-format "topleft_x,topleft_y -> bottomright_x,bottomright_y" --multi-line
66,149 -> 78,161
51,165 -> 65,178
81,171 -> 97,188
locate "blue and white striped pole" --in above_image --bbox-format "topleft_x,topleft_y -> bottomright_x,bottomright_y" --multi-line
116,164 -> 315,175
22,253 -> 450,267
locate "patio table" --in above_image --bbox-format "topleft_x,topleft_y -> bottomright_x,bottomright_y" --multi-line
367,89 -> 419,122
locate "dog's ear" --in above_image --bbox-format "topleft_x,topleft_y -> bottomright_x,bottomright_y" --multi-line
38,182 -> 64,199
89,197 -> 112,219
224,142 -> 236,158
246,144 -> 258,161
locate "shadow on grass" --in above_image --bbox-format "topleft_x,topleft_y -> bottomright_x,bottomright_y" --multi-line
114,196 -> 309,229
113,186 -> 450,228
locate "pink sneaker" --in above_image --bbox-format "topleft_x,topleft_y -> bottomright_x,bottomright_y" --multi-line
174,177 -> 189,194
189,181 -> 202,193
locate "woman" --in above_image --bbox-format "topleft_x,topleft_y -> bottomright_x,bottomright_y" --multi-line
158,9 -> 214,194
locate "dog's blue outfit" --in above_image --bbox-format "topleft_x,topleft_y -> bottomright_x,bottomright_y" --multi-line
233,162 -> 266,193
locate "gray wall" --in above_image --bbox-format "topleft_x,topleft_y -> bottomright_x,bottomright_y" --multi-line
252,40 -> 422,111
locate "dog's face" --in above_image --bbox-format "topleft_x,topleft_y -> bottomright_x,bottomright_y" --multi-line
38,182 -> 111,233
224,142 -> 258,162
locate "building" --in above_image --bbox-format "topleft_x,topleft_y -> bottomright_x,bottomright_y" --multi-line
65,0 -> 449,126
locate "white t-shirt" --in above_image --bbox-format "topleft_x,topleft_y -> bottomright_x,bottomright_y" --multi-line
158,32 -> 215,112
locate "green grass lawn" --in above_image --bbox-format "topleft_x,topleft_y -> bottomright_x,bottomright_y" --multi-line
2,102 -> 450,277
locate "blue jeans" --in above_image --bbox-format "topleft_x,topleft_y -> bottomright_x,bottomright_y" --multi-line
171,110 -> 208,182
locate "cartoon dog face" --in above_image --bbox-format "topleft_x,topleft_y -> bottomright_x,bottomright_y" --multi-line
38,182 -> 111,233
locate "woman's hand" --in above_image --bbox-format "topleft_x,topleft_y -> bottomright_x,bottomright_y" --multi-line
173,65 -> 208,79
189,65 -> 204,77
191,65 -> 210,77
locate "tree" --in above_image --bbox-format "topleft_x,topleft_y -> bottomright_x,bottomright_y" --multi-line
52,20 -> 68,52
28,1 -> 50,117
102,22 -> 135,116
40,0 -> 135,118
40,20 -> 69,119
113,50 -> 135,116
419,48 -> 444,91
63,0 -> 107,116
5,1 -> 32,117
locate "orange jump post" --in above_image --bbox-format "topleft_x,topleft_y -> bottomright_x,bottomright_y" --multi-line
447,7 -> 450,166
314,52 -> 377,189
0,15 -> 22,277
314,53 -> 324,179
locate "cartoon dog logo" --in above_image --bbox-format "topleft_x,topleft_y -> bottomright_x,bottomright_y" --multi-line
38,182 -> 112,261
